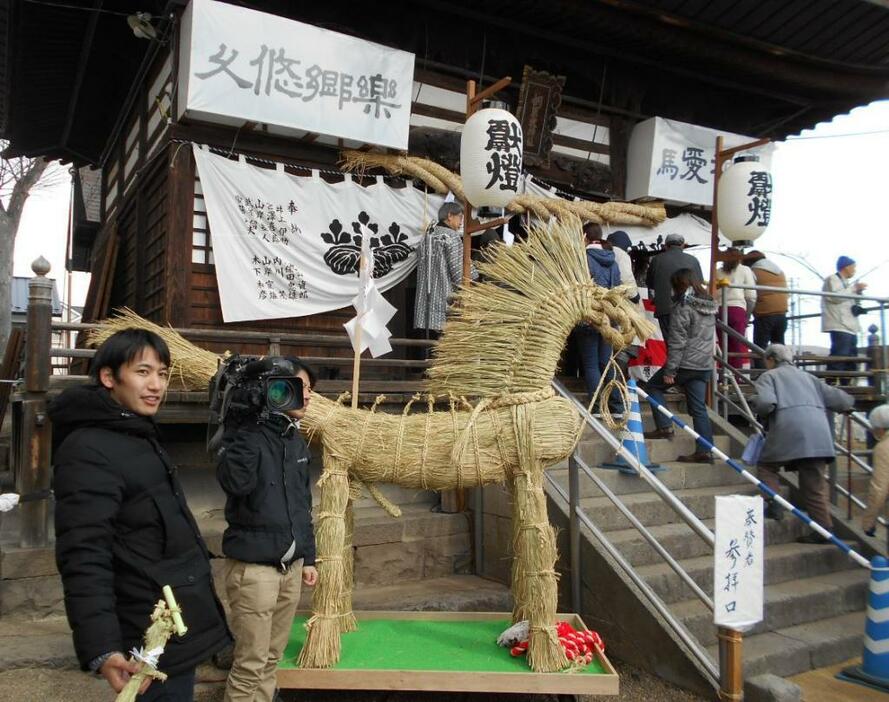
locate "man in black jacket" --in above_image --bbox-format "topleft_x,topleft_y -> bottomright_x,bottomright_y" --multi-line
51,329 -> 231,701
646,233 -> 704,345
216,357 -> 317,702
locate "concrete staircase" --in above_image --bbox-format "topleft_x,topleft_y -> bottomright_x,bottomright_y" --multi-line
545,396 -> 870,693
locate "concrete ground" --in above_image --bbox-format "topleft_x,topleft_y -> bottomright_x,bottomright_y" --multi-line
789,657 -> 889,702
0,662 -> 709,702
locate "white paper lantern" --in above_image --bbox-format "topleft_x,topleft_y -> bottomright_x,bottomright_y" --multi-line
717,155 -> 773,245
460,108 -> 523,208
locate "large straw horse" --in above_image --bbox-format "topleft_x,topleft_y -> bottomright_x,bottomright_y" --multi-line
297,218 -> 654,672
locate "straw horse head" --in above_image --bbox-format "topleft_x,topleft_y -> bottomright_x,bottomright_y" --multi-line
298,218 -> 654,672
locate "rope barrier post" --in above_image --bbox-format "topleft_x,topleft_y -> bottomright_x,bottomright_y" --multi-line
717,626 -> 743,702
838,556 -> 889,692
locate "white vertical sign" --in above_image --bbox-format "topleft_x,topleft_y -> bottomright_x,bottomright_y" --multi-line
714,495 -> 764,630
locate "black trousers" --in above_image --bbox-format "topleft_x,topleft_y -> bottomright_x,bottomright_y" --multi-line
752,314 -> 787,368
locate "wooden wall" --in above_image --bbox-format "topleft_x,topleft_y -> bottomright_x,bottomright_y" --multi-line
87,43 -> 622,370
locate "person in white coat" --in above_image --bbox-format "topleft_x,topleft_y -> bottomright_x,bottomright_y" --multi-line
821,255 -> 867,385
716,250 -> 756,369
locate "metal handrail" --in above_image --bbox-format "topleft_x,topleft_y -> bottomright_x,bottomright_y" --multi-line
711,350 -> 886,529
549,378 -> 721,684
718,282 -> 888,381
552,378 -> 715,546
574,453 -> 714,609
545,474 -> 720,687
723,282 -> 889,304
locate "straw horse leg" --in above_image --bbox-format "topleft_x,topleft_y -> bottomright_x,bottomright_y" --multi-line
340,497 -> 357,633
510,404 -> 568,673
297,453 -> 350,668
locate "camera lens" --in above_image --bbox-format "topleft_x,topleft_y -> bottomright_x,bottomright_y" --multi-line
267,379 -> 295,410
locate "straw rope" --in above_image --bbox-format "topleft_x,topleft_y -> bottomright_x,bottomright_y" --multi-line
339,151 -> 666,226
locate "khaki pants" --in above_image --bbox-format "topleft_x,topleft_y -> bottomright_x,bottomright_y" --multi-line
759,458 -> 832,529
224,559 -> 302,702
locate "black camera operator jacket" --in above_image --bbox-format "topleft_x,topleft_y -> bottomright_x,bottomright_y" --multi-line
216,416 -> 316,568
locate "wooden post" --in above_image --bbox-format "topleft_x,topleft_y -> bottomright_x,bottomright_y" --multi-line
461,75 -> 513,285
462,79 -> 477,286
717,626 -> 743,701
18,257 -> 53,548
708,136 -> 725,297
351,253 -> 365,410
708,136 -> 772,296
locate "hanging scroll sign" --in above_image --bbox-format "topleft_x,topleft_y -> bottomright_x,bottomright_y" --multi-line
461,108 -> 524,208
515,66 -> 565,168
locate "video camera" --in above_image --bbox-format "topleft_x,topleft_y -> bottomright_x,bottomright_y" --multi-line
207,355 -> 305,451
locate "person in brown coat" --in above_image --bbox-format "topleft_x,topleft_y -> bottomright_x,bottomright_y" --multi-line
745,251 -> 789,368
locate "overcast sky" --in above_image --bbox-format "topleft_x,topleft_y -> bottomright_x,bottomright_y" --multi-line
13,99 -> 889,346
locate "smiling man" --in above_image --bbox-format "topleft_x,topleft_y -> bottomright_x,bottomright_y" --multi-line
50,329 -> 231,701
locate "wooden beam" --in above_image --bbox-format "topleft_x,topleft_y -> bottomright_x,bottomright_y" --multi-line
164,143 -> 195,327
168,123 -> 338,168
61,0 -> 103,148
551,134 -> 609,156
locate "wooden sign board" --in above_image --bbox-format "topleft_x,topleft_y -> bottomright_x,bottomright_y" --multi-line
515,66 -> 566,168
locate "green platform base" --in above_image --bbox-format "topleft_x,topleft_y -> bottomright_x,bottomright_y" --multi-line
277,611 -> 619,695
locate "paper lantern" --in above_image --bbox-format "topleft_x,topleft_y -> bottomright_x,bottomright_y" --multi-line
717,155 -> 773,245
460,108 -> 523,208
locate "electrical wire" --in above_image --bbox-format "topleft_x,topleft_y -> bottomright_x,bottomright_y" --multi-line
785,128 -> 889,141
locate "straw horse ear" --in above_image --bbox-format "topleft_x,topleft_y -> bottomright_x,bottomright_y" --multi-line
426,217 -> 655,399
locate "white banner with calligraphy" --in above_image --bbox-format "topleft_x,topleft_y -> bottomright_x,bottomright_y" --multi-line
714,495 -> 764,631
626,117 -> 772,207
192,146 -> 443,323
178,0 -> 414,149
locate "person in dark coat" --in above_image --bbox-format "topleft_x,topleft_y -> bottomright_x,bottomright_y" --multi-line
216,357 -> 317,702
576,222 -> 621,408
751,344 -> 854,542
646,233 -> 704,345
51,329 -> 231,701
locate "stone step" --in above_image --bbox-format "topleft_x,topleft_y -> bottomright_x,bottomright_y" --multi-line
636,541 -> 860,605
673,568 -> 869,647
578,484 -> 761,533
706,610 -> 866,679
550,459 -> 750,500
576,432 -> 731,466
0,575 -> 510,673
603,516 -> 808,568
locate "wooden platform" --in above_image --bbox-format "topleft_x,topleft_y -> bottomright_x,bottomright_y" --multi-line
277,611 -> 619,696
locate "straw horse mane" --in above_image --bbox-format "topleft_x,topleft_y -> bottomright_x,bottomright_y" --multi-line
426,220 -> 652,398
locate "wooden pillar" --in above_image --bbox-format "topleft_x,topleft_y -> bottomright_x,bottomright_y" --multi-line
717,626 -> 743,701
608,115 -> 630,199
164,143 -> 195,327
18,257 -> 53,548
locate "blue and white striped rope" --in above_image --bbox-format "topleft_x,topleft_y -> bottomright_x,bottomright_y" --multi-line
634,385 -> 873,570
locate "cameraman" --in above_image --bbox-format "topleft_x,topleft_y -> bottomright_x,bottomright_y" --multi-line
216,357 -> 318,702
